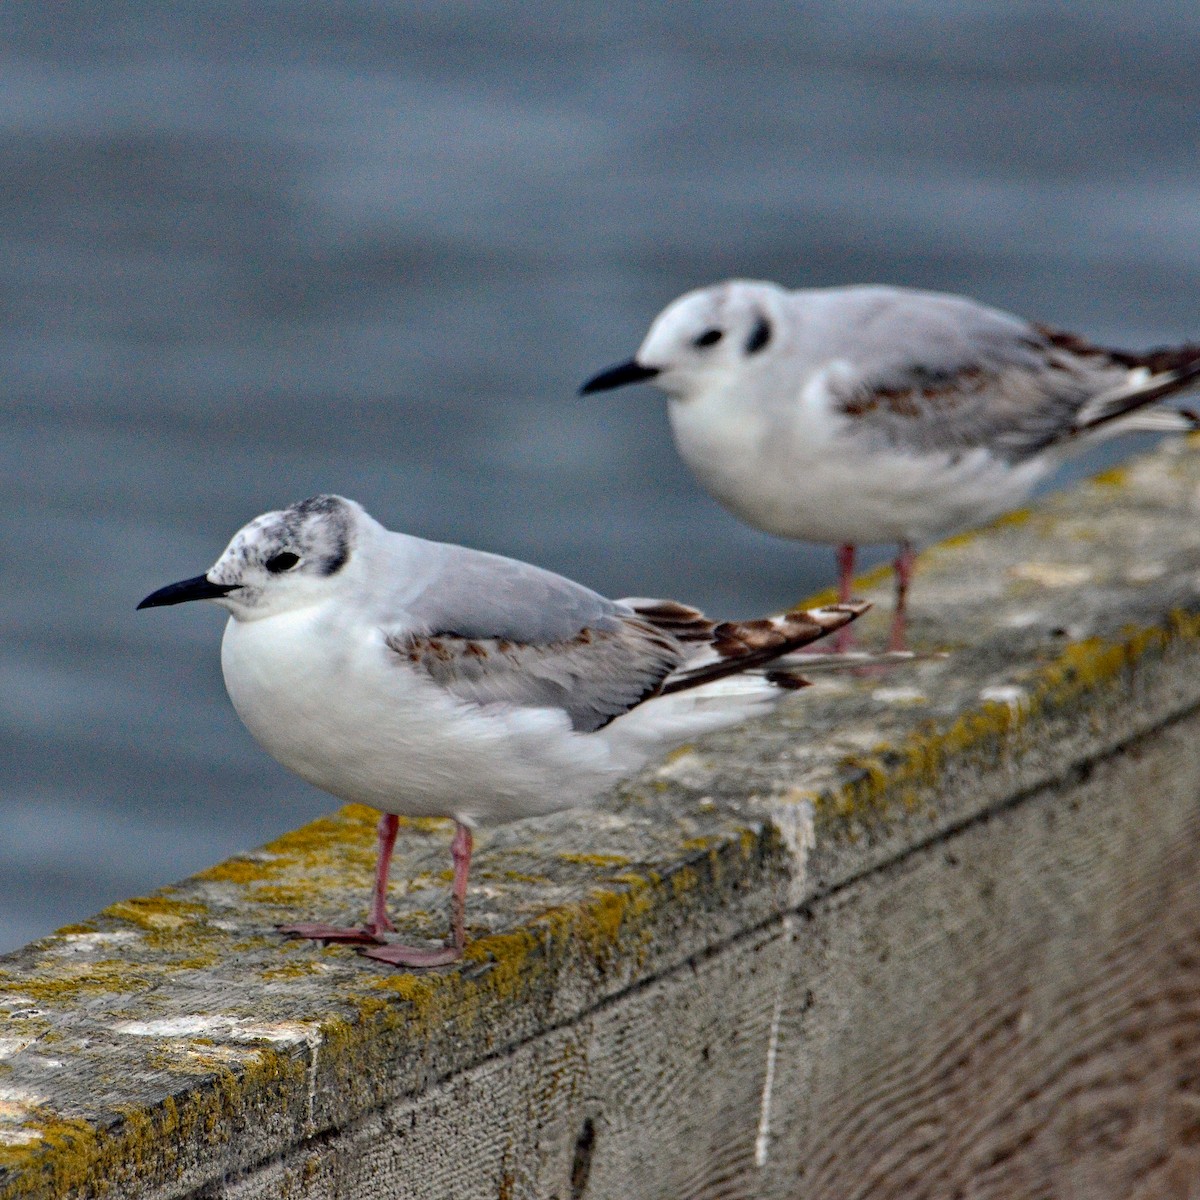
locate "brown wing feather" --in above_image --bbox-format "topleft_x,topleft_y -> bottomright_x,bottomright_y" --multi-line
387,602 -> 868,732
620,599 -> 717,642
386,619 -> 683,733
836,326 -> 1200,459
660,602 -> 868,695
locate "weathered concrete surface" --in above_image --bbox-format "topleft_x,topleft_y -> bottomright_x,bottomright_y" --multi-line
3,436 -> 1200,1199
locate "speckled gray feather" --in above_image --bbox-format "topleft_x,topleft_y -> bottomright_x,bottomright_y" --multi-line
796,286 -> 1199,461
385,619 -> 682,733
386,597 -> 863,734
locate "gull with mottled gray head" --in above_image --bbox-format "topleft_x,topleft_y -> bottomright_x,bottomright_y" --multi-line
139,495 -> 867,969
582,280 -> 1200,650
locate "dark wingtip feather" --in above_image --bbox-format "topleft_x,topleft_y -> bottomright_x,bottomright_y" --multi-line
660,602 -> 870,695
763,669 -> 813,690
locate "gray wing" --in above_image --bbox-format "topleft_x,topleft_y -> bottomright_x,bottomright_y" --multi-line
810,288 -> 1141,461
402,540 -> 628,644
386,595 -> 868,733
382,540 -> 682,732
386,617 -> 683,733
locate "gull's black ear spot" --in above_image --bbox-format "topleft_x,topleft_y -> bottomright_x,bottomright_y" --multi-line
693,328 -> 723,348
321,541 -> 350,576
745,313 -> 772,355
265,551 -> 301,574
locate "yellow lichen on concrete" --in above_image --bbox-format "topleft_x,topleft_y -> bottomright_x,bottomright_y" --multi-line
193,807 -> 450,919
800,558 -> 896,610
0,1117 -> 101,1200
257,960 -> 330,982
195,807 -> 383,899
342,847 -> 746,1051
248,884 -> 320,909
0,960 -> 166,1007
1090,464 -> 1130,488
198,857 -> 287,886
500,871 -> 551,885
811,610 -> 1200,829
49,924 -> 97,938
556,853 -> 632,868
100,896 -> 207,933
934,506 -> 1037,553
580,877 -> 655,953
0,1038 -> 310,1200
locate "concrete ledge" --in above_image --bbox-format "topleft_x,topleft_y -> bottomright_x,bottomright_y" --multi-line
4,438 -> 1200,1198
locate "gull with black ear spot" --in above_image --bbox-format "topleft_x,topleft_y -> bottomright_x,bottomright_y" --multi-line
582,278 -> 1200,651
140,493 -> 869,969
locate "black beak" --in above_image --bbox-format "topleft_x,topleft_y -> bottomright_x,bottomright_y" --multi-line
137,574 -> 237,611
579,359 -> 661,395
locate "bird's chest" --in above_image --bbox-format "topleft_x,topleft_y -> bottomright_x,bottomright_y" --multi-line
222,608 -> 346,721
666,382 -> 834,530
221,614 -> 399,771
219,611 -> 482,811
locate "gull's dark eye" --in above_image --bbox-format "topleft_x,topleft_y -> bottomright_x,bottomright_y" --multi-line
693,328 -> 723,348
265,551 -> 300,574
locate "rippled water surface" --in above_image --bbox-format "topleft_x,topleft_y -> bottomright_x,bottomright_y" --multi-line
3,2 -> 1199,949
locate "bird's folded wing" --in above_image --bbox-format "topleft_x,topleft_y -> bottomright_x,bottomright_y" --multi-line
385,530 -> 870,729
397,538 -> 629,645
385,617 -> 684,733
823,297 -> 1148,460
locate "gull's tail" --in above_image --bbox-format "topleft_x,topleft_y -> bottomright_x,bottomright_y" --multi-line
594,601 -> 869,767
1043,328 -> 1200,437
622,599 -> 870,695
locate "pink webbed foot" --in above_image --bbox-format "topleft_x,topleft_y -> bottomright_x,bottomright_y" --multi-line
277,813 -> 403,945
277,922 -> 389,945
358,823 -> 474,971
358,941 -> 463,968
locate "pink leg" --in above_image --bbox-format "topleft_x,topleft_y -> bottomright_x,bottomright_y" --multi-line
278,813 -> 399,945
834,543 -> 856,652
360,822 -> 473,969
888,541 -> 916,652
367,813 -> 400,934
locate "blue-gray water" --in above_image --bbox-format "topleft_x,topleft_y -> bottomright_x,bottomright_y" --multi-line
3,2 -> 1199,951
